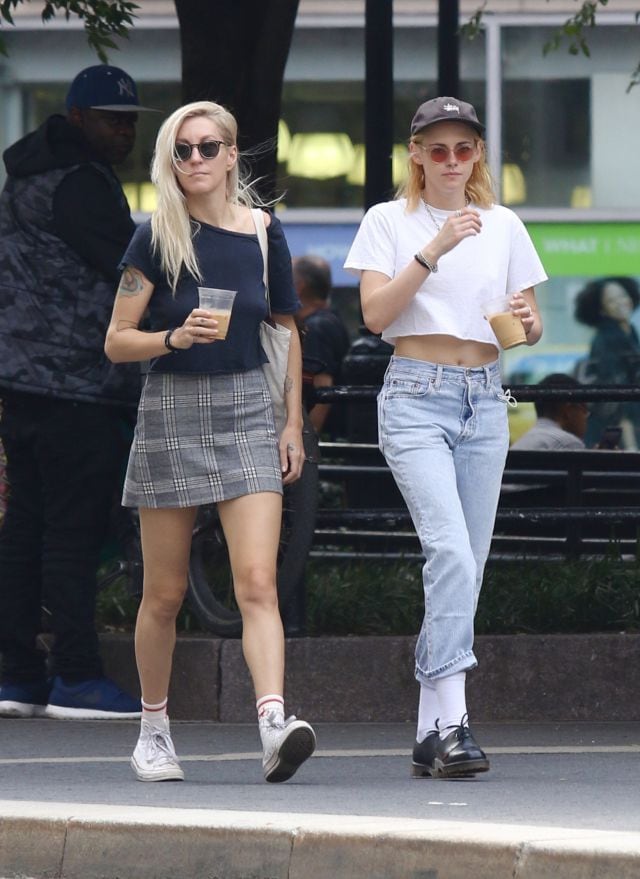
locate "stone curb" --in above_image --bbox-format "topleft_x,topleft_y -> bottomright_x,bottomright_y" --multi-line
2,801 -> 640,879
101,632 -> 640,723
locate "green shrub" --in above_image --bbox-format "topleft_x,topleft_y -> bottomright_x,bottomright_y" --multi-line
477,558 -> 640,635
95,556 -> 640,638
304,556 -> 640,637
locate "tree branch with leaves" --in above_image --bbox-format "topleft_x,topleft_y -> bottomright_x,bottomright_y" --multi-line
462,0 -> 640,91
0,0 -> 139,61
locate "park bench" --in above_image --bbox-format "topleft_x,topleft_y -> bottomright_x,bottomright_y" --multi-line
309,382 -> 640,563
312,443 -> 640,562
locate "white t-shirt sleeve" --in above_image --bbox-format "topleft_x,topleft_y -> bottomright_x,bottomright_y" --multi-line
344,204 -> 397,279
506,211 -> 548,294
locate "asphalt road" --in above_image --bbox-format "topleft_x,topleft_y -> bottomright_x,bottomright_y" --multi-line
1,718 -> 639,834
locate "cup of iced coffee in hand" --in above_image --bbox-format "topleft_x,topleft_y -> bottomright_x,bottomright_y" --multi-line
197,287 -> 237,340
483,295 -> 527,350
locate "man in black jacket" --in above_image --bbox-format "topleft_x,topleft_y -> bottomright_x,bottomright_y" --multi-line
0,65 -> 154,719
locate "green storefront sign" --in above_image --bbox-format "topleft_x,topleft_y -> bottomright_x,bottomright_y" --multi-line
527,223 -> 640,277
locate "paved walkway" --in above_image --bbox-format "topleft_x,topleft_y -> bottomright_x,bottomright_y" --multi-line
1,718 -> 639,878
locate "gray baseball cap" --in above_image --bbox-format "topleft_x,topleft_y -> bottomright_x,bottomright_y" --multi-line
410,97 -> 485,137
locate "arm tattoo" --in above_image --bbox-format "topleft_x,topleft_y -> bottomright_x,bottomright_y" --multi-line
118,267 -> 145,298
284,375 -> 293,394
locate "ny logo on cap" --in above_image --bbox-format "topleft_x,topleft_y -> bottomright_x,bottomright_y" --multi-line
443,102 -> 460,114
117,77 -> 135,99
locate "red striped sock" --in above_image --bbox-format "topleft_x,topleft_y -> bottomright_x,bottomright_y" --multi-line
256,694 -> 284,722
142,698 -> 168,727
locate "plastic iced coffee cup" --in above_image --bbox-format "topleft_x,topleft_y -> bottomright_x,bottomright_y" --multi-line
483,295 -> 527,350
197,287 -> 237,340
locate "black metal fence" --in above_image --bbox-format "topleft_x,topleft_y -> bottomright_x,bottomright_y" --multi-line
308,384 -> 640,563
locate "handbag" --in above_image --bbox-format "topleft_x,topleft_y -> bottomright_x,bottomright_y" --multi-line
251,208 -> 291,436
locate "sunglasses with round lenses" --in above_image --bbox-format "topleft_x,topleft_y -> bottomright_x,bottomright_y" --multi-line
420,143 -> 476,163
174,140 -> 226,162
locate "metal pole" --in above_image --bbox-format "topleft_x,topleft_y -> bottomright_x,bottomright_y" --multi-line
485,17 -> 502,200
438,0 -> 459,96
364,0 -> 393,209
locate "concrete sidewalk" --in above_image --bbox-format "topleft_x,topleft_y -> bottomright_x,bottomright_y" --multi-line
1,719 -> 640,879
2,632 -> 639,878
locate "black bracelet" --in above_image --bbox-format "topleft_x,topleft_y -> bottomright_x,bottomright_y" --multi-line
414,251 -> 438,273
164,329 -> 179,353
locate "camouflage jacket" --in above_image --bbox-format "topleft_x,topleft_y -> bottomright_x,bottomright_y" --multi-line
0,127 -> 140,407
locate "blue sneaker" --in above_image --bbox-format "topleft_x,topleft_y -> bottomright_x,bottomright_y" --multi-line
0,680 -> 51,718
45,676 -> 141,720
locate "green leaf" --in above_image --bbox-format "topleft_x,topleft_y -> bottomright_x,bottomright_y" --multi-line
24,0 -> 139,63
459,1 -> 487,42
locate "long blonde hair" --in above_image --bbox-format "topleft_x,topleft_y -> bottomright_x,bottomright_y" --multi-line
396,128 -> 496,212
150,101 -> 267,293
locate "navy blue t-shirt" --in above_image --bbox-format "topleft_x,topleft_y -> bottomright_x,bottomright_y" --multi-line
120,212 -> 300,374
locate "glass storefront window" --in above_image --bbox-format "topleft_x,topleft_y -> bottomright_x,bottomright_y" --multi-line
277,80 -> 486,209
502,78 -> 590,207
502,24 -> 640,210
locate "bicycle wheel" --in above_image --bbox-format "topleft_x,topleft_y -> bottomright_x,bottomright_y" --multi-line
186,413 -> 319,637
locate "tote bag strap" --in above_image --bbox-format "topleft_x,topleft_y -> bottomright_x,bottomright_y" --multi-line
251,208 -> 270,312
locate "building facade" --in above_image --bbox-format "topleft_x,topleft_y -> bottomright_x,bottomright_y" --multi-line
1,1 -> 639,434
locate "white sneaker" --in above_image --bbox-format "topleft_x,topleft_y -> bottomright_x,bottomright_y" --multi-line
260,711 -> 316,783
130,718 -> 185,782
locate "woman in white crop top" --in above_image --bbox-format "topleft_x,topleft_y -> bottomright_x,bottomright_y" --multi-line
345,96 -> 547,779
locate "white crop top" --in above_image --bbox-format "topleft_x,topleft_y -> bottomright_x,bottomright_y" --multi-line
344,199 -> 548,347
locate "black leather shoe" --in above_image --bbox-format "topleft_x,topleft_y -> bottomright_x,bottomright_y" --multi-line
411,731 -> 439,778
432,716 -> 490,778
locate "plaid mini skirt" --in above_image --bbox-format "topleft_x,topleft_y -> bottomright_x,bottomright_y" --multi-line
122,370 -> 282,509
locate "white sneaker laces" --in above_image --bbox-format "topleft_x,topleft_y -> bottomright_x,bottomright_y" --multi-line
144,729 -> 177,766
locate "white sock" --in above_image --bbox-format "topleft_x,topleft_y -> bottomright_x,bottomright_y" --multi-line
435,672 -> 467,735
256,694 -> 284,725
416,679 -> 439,742
142,698 -> 168,729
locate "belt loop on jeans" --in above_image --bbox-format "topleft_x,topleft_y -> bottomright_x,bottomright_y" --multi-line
434,363 -> 443,390
483,365 -> 491,386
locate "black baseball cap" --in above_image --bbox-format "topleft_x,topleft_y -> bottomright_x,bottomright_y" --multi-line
65,65 -> 157,112
410,97 -> 485,137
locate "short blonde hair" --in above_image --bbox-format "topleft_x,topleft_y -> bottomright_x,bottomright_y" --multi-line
396,128 -> 496,211
149,101 -> 265,293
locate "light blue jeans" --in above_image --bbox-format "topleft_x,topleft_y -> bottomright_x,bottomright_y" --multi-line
378,356 -> 511,683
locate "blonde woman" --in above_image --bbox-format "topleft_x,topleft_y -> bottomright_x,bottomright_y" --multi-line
105,101 -> 315,783
345,97 -> 546,778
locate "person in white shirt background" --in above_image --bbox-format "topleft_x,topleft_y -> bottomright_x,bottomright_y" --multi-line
345,96 -> 547,779
511,373 -> 587,451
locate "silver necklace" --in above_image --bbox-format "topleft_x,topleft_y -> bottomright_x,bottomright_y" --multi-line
422,200 -> 442,232
422,197 -> 470,232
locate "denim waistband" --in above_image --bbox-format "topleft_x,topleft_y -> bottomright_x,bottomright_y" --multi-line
387,355 -> 502,387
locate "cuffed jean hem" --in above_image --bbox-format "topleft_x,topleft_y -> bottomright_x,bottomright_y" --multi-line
415,650 -> 478,684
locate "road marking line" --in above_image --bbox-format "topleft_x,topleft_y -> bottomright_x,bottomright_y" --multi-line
0,744 -> 638,766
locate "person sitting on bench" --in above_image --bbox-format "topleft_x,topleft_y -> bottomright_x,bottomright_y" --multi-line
511,373 -> 587,451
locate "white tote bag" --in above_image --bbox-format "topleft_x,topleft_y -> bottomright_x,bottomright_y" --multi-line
251,208 -> 291,436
